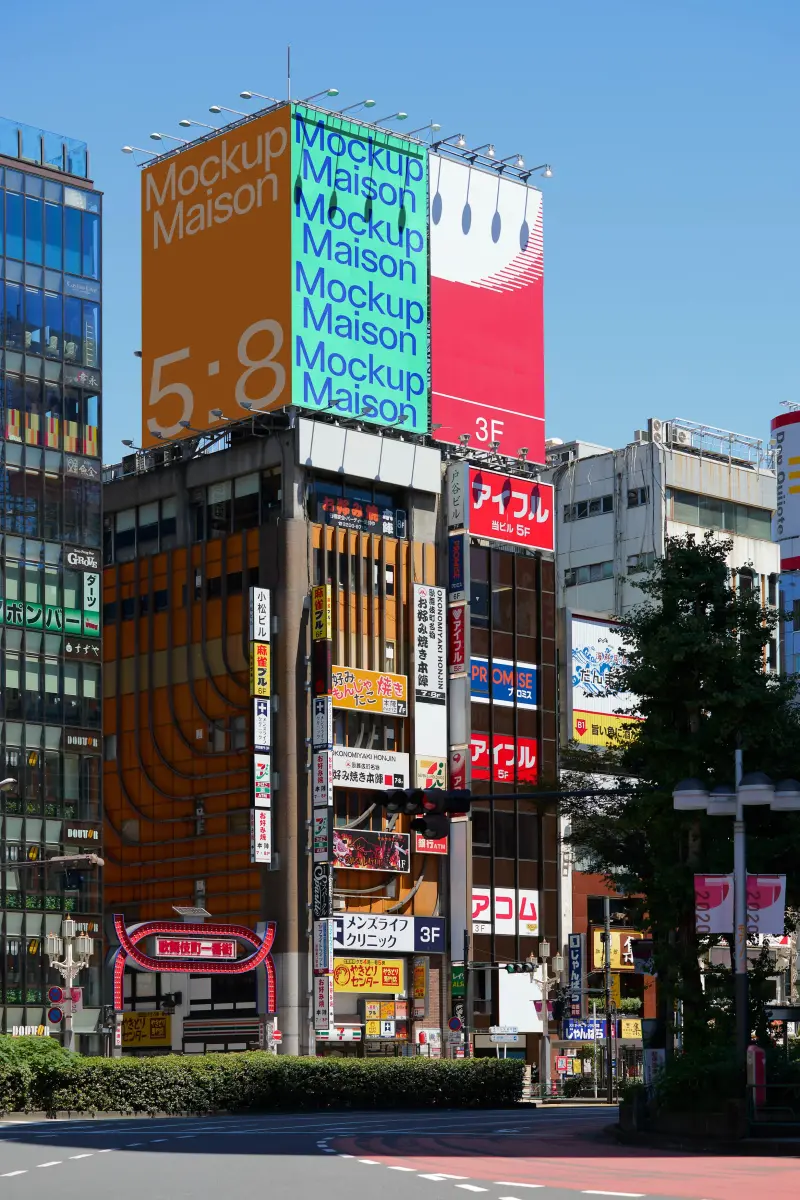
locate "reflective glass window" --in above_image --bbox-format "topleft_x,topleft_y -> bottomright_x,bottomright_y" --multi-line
5,372 -> 23,440
6,191 -> 23,260
44,203 -> 62,270
63,297 -> 81,363
24,198 -> 42,265
82,212 -> 99,279
24,287 -> 43,355
83,301 -> 99,367
5,280 -> 24,350
43,473 -> 60,540
84,393 -> 99,457
63,207 -> 81,276
24,377 -> 42,448
44,292 -> 61,358
63,387 -> 80,451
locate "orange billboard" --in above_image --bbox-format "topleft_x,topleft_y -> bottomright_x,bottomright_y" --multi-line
141,107 -> 292,448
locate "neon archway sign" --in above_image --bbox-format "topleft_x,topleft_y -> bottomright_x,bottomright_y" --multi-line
112,914 -> 277,1013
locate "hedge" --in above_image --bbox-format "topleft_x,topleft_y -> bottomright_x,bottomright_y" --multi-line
0,1052 -> 524,1115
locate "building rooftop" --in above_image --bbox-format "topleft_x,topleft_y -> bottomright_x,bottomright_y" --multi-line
0,115 -> 89,179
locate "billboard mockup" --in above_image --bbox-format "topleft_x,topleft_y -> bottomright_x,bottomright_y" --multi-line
429,154 -> 544,461
292,105 -> 429,433
570,615 -> 640,748
141,107 -> 293,447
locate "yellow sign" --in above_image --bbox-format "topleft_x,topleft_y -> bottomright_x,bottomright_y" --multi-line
620,1019 -> 643,1040
610,973 -> 621,1009
331,667 -> 408,716
365,1019 -> 381,1038
122,1011 -> 172,1049
591,928 -> 643,972
572,710 -> 641,749
572,1057 -> 582,1074
332,957 -> 405,994
140,107 -> 292,449
250,641 -> 271,697
312,585 -> 332,641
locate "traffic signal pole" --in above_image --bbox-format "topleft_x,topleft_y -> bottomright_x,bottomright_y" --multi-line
604,896 -> 613,1104
463,926 -> 473,1057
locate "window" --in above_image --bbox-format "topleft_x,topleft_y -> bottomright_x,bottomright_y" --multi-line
627,487 -> 649,507
233,473 -> 260,531
207,480 -> 232,539
668,488 -> 772,541
768,640 -> 778,671
627,551 -> 656,574
768,574 -> 777,607
154,589 -> 168,613
564,560 -> 614,587
563,494 -> 613,522
471,809 -> 538,859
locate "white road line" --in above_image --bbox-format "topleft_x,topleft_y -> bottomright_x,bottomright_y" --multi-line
338,1154 -> 354,1159
387,1166 -> 416,1171
36,1161 -> 62,1168
582,1193 -> 645,1198
149,1138 -> 168,1143
419,1174 -> 469,1181
176,1135 -> 197,1139
495,1186 -> 545,1190
97,1148 -> 114,1153
456,1188 -> 488,1194
70,1153 -> 94,1159
322,1149 -> 336,1154
1,1172 -> 28,1177
358,1159 -> 380,1164
125,1142 -> 143,1147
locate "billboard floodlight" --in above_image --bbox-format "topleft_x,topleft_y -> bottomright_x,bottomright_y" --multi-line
179,118 -> 218,131
302,88 -> 340,102
121,145 -> 153,156
240,90 -> 280,103
374,111 -> 408,124
209,105 -> 248,117
408,121 -> 442,137
149,132 -> 189,145
336,99 -> 377,114
432,133 -> 467,151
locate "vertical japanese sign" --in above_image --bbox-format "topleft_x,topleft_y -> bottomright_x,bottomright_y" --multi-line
250,587 -> 271,642
314,973 -> 334,1033
413,584 -> 446,704
311,584 -> 332,641
253,698 -> 271,753
253,754 -> 271,807
568,934 -> 583,1018
82,572 -> 100,637
312,750 -> 333,807
250,808 -> 272,864
313,810 -> 333,863
250,642 -> 271,697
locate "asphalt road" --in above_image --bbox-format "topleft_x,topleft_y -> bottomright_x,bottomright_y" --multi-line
0,1106 -> 798,1200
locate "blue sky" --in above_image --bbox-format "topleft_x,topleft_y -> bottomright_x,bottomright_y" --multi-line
2,0 -> 797,460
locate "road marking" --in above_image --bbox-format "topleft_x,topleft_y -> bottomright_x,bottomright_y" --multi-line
338,1154 -> 354,1159
176,1135 -> 197,1139
419,1175 -> 469,1181
125,1142 -> 143,1147
582,1193 -> 645,1198
37,1161 -> 62,1168
149,1138 -> 168,1143
495,1187 -> 545,1191
456,1188 -> 488,1194
358,1159 -> 380,1164
70,1153 -> 94,1159
388,1166 -> 416,1171
97,1148 -> 114,1153
1,1172 -> 28,1177
322,1149 -> 336,1154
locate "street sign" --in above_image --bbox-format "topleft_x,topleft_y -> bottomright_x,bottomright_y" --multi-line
448,1031 -> 464,1044
271,1029 -> 282,1043
448,1015 -> 463,1032
47,1007 -> 64,1024
490,1033 -> 519,1044
489,1025 -> 518,1035
556,1055 -> 568,1073
47,986 -> 64,1005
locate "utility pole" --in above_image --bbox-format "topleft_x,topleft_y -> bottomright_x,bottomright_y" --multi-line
733,746 -> 748,1068
463,926 -> 473,1057
604,896 -> 613,1103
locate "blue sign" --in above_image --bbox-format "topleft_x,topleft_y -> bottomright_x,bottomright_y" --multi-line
414,917 -> 446,954
562,1018 -> 606,1041
470,657 -> 538,708
448,534 -> 466,602
47,1007 -> 64,1025
64,275 -> 101,302
568,933 -> 583,1017
448,1015 -> 463,1031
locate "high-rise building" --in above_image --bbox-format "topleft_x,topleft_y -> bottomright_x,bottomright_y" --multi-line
0,116 -> 103,1046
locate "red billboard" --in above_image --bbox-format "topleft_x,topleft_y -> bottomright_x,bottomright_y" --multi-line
471,734 -> 538,784
429,155 -> 544,462
448,463 -> 554,552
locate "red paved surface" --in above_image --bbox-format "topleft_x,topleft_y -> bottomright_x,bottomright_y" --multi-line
334,1128 -> 800,1199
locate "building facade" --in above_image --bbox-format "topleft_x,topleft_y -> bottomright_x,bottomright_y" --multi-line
0,116 -> 103,1044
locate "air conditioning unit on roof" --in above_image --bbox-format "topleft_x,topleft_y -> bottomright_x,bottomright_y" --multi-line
648,418 -> 671,445
672,427 -> 691,447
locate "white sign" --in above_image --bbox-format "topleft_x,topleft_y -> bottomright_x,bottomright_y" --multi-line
313,750 -> 333,807
489,1025 -> 518,1035
413,584 -> 446,705
69,987 -> 83,1012
490,1033 -> 519,1043
313,809 -> 332,864
498,967 -> 544,1034
12,1026 -> 50,1037
471,887 -> 539,935
317,1024 -> 362,1042
250,807 -> 272,864
313,920 -> 335,974
333,913 -> 446,955
446,461 -> 466,529
253,697 -> 271,753
253,753 -> 271,807
315,973 -> 334,1032
249,586 -> 270,642
312,696 -> 333,750
331,746 -> 409,791
155,937 -> 236,960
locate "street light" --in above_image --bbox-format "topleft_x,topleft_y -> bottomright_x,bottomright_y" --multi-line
373,111 -> 409,125
46,917 -> 95,1053
301,88 -> 340,103
121,145 -> 155,156
673,768 -> 800,1069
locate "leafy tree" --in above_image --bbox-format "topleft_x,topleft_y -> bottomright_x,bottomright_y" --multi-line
565,532 -> 800,1050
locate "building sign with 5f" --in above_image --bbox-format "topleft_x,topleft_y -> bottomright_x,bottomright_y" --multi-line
448,463 -> 554,552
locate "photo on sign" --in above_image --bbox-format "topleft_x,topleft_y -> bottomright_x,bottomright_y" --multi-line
332,828 -> 410,874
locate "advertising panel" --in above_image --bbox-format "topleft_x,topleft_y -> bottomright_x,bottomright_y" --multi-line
249,586 -> 271,642
154,937 -> 236,960
334,914 -> 446,955
250,807 -> 272,864
472,888 -> 539,935
415,756 -> 447,790
463,466 -> 554,551
311,584 -> 332,641
332,828 -> 410,873
313,809 -> 332,864
331,746 -> 409,790
448,532 -> 467,601
413,956 -> 428,1019
122,1012 -> 172,1049
696,874 -> 787,938
429,155 -> 544,461
449,746 -> 468,791
568,933 -> 583,1017
250,642 -> 271,697
498,968 -> 544,1033
470,733 -> 538,783
331,666 -> 407,715
333,958 -> 406,994
694,874 -> 733,936
312,696 -> 333,750
252,753 -> 271,807
470,657 -> 537,708
448,603 -> 467,673
771,410 -> 800,569
562,1018 -> 607,1041
415,832 -> 449,855
318,494 -> 405,538
82,571 -> 100,637
314,973 -> 334,1032
291,105 -> 429,434
312,862 -> 333,920
312,750 -> 333,807
590,928 -> 643,971
313,919 -> 335,974
570,616 -> 640,748
747,875 -> 786,937
253,698 -> 271,754
141,107 -> 292,448
413,584 -> 446,704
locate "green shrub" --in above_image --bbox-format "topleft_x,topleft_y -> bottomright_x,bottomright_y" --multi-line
1,1054 -> 524,1115
0,1035 -> 72,1066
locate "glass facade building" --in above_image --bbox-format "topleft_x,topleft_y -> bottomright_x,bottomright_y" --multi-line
0,117 -> 102,1044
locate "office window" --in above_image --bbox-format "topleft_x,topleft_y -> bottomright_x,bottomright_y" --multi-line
6,191 -> 23,260
564,560 -> 614,587
207,480 -> 232,539
768,575 -> 777,607
63,296 -> 82,363
627,487 -> 649,507
668,488 -> 772,541
564,495 -> 613,522
627,551 -> 656,574
233,472 -> 260,531
24,197 -> 43,265
44,292 -> 61,358
137,502 -> 159,553
64,207 -> 82,276
5,281 -> 24,349
44,202 -> 62,270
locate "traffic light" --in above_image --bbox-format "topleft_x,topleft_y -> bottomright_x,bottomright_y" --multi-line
505,961 -> 537,974
377,788 -> 427,816
375,789 -> 473,837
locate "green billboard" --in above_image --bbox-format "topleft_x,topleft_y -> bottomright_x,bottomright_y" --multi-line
291,103 -> 429,434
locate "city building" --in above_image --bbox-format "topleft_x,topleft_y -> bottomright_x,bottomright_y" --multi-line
0,115 -> 103,1045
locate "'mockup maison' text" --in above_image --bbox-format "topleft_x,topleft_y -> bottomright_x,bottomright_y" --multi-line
145,125 -> 288,249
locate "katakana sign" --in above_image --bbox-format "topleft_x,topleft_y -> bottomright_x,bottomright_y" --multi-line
331,666 -> 408,716
446,462 -> 554,551
333,914 -> 446,955
332,958 -> 405,994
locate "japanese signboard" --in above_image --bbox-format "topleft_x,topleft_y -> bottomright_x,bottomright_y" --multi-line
413,956 -> 428,1019
415,832 -> 449,855
311,584 -> 332,641
331,746 -> 409,791
312,862 -> 333,920
333,958 -> 406,994
154,938 -> 236,959
312,750 -> 333,807
562,1018 -> 607,1041
82,572 -> 100,636
1,600 -> 99,638
571,616 -> 640,748
568,933 -> 583,1018
449,746 -> 468,791
620,1019 -> 643,1040
64,638 -> 102,660
253,753 -> 271,807
413,584 -> 446,704
312,696 -> 333,750
315,973 -> 334,1032
313,920 -> 335,974
250,641 -> 271,698
249,586 -> 270,643
470,733 -> 538,783
446,463 -> 554,551
472,888 -> 539,935
64,826 -> 101,842
448,532 -> 467,601
333,914 -> 446,955
65,731 -> 100,750
331,666 -> 408,715
415,756 -> 447,790
448,603 -> 467,673
590,928 -> 643,972
253,698 -> 271,754
746,875 -> 786,937
317,494 -> 406,538
470,658 -> 537,708
122,1012 -> 172,1049
332,828 -> 410,874
313,809 -> 332,864
66,546 -> 101,572
250,807 -> 272,864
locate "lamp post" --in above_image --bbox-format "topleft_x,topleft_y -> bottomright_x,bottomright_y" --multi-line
673,769 -> 800,1068
45,919 -> 95,1052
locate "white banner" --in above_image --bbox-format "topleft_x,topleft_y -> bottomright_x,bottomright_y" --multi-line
253,754 -> 271,807
748,875 -> 786,937
249,587 -> 270,642
413,584 -> 446,705
331,746 -> 409,791
694,874 -> 733,935
314,974 -> 334,1032
312,696 -> 333,750
313,920 -> 335,974
313,809 -> 332,864
313,750 -> 333,807
253,697 -> 271,754
250,808 -> 272,864
471,887 -> 539,935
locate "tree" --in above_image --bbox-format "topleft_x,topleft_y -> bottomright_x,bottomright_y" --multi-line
565,532 -> 800,1050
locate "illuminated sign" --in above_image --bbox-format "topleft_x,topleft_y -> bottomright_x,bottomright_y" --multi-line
250,642 -> 271,697
413,584 -> 446,704
311,584 -> 332,641
331,666 -> 407,715
470,733 -> 537,783
470,657 -> 537,708
332,828 -> 410,873
446,463 -> 554,551
472,888 -> 539,935
154,938 -> 236,959
318,495 -> 405,538
253,753 -> 271,807
332,957 -> 406,994
332,745 -> 409,790
249,587 -> 271,642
